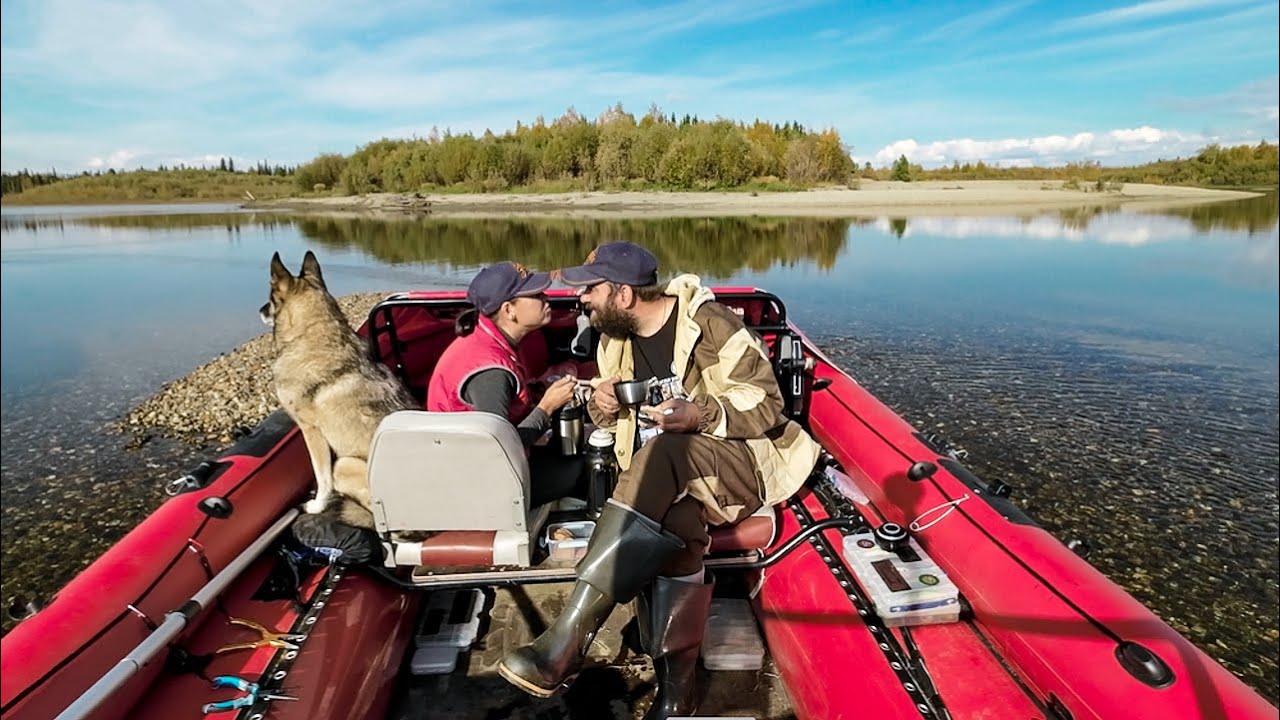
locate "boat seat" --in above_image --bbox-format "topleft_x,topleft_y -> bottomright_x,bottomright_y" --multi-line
708,505 -> 780,554
367,411 -> 551,568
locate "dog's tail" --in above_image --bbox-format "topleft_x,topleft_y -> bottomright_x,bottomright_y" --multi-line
333,495 -> 376,530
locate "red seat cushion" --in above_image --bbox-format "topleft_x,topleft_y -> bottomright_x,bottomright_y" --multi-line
708,507 -> 779,553
400,507 -> 779,569
415,531 -> 496,567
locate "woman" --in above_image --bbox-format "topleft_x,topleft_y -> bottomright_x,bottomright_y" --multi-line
427,261 -> 583,507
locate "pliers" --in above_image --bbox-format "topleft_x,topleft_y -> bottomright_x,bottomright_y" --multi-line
201,675 -> 296,714
214,617 -> 307,655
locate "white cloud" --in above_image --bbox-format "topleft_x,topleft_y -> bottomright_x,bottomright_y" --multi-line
1052,0 -> 1257,32
919,1 -> 1033,43
852,126 -> 1270,168
1162,76 -> 1280,132
80,150 -> 258,171
85,149 -> 143,169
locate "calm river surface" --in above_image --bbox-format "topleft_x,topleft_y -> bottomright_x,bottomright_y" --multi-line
1,198 -> 1276,700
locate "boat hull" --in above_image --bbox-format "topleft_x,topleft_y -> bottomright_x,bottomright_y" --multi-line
3,289 -> 1274,720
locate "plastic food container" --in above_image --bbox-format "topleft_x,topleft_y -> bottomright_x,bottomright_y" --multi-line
542,520 -> 595,562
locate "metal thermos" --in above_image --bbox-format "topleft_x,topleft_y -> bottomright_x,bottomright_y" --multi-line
554,401 -> 585,456
584,429 -> 618,518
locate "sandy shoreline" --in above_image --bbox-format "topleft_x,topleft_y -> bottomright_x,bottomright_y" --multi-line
245,180 -> 1264,218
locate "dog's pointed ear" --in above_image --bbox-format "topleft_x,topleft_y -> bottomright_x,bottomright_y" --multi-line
270,251 -> 291,285
301,250 -> 325,286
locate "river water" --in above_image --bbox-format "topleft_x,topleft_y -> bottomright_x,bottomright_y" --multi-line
1,198 -> 1276,701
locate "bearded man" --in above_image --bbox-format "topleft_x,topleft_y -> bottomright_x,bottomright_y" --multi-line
499,241 -> 820,720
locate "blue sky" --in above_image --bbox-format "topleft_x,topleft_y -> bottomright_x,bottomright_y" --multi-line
1,0 -> 1277,173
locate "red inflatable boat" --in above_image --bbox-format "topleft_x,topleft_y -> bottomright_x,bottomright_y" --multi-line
2,289 -> 1274,720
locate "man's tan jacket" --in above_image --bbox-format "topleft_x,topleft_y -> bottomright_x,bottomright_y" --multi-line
588,275 -> 820,512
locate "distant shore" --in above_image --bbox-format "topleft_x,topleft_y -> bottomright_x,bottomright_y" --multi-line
243,180 -> 1264,218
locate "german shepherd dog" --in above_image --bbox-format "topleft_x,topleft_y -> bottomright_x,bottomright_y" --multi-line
261,251 -> 416,528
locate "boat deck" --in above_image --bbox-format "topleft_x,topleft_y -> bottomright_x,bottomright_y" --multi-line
388,583 -> 795,720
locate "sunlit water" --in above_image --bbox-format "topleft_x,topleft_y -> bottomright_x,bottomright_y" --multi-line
1,197 -> 1276,700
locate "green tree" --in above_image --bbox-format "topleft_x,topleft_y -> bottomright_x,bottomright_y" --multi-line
294,153 -> 347,191
814,128 -> 854,182
784,137 -> 821,183
631,122 -> 677,182
744,121 -> 786,178
891,155 -> 913,182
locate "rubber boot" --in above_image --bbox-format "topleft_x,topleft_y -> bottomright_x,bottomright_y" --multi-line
499,500 -> 685,697
641,573 -> 715,720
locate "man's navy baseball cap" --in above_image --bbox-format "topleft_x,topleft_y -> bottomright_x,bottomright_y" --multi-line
558,241 -> 659,287
467,262 -> 552,315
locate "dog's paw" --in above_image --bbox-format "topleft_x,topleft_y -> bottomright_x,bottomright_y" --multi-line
304,498 -> 329,514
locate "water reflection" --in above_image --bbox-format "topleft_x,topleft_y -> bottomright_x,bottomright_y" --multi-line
294,215 -> 854,277
1153,192 -> 1279,235
2,212 -> 855,278
5,192 -> 1273,275
878,197 -> 1279,247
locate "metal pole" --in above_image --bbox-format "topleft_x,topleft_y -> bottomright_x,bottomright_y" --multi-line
55,509 -> 300,720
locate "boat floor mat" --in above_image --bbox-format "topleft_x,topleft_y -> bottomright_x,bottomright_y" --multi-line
386,584 -> 796,720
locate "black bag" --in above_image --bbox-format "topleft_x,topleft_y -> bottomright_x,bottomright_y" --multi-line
289,513 -> 385,566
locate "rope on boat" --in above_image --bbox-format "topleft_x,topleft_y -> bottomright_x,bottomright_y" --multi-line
54,509 -> 302,720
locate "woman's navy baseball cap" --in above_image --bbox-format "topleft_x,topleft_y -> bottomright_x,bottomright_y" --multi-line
467,262 -> 552,315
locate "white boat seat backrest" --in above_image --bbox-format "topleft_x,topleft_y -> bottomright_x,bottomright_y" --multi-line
367,411 -> 533,535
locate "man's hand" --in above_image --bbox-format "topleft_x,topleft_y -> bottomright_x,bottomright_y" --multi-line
641,398 -> 701,433
592,376 -> 621,416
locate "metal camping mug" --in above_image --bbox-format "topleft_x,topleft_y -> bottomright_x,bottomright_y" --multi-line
554,400 -> 585,456
614,378 -> 650,407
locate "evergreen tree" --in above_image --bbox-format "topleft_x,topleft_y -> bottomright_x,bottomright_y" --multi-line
891,155 -> 913,181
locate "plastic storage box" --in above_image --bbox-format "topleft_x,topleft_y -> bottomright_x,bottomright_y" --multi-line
841,532 -> 960,627
409,589 -> 486,675
701,598 -> 765,671
542,520 -> 595,562
410,644 -> 459,675
415,588 -> 484,648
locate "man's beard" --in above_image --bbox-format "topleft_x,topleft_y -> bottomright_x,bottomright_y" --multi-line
589,302 -> 638,338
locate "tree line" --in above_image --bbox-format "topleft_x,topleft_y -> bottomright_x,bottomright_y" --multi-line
0,168 -> 296,204
1,159 -> 295,198
294,104 -> 855,193
880,141 -> 1277,187
1,170 -> 63,196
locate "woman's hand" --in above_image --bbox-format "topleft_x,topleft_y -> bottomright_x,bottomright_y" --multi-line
537,375 -> 577,414
538,361 -> 580,385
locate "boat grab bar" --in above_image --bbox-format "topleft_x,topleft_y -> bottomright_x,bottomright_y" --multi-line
56,508 -> 301,720
372,517 -> 865,590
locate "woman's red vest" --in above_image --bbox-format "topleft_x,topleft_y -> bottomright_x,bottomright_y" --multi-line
426,314 -> 532,421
